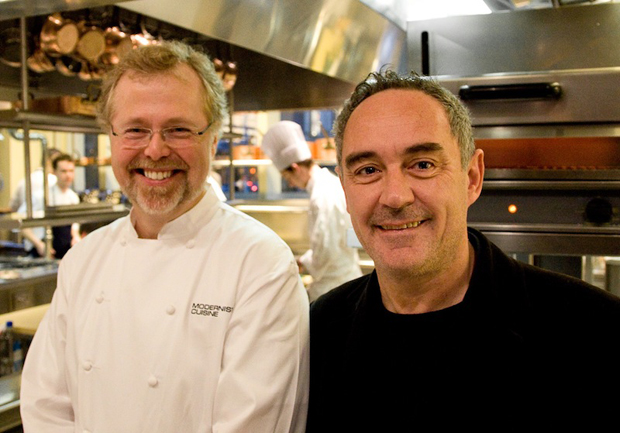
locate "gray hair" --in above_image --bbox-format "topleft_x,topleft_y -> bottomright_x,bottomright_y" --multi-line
333,69 -> 475,168
97,40 -> 228,137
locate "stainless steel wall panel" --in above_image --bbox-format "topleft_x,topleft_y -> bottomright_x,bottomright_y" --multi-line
408,3 -> 620,77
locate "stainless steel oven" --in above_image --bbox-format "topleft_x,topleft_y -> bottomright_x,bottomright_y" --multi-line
438,69 -> 620,288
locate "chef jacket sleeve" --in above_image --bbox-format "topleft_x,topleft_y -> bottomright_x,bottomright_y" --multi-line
20,264 -> 75,431
298,196 -> 341,282
212,242 -> 310,433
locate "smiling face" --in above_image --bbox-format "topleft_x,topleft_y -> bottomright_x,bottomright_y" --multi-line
109,64 -> 217,225
340,89 -> 483,280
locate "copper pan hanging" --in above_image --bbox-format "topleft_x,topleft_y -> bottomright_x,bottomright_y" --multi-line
27,47 -> 56,73
100,26 -> 133,67
55,55 -> 83,77
76,21 -> 106,64
0,27 -> 34,68
40,13 -> 80,58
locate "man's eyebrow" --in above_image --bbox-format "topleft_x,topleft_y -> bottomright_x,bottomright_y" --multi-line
344,151 -> 378,170
344,142 -> 445,169
403,142 -> 444,155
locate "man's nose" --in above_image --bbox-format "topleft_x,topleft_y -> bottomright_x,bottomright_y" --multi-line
379,171 -> 415,209
143,131 -> 172,160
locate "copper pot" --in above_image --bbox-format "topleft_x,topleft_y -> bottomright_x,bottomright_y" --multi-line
40,13 -> 79,58
76,22 -> 106,64
55,55 -> 83,77
77,60 -> 93,81
222,61 -> 238,92
27,48 -> 55,73
0,27 -> 34,68
100,26 -> 133,67
213,58 -> 225,79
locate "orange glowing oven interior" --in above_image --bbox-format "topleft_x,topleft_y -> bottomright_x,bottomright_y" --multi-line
475,137 -> 620,170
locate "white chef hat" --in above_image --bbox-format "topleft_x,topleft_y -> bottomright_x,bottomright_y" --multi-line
262,121 -> 312,171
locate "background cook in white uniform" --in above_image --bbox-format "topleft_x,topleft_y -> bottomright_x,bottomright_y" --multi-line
17,154 -> 80,258
262,121 -> 362,301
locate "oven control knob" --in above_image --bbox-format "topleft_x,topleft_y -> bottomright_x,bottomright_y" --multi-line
584,198 -> 613,224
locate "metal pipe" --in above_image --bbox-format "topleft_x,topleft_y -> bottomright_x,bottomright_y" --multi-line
7,129 -> 51,209
8,129 -> 54,258
19,16 -> 33,219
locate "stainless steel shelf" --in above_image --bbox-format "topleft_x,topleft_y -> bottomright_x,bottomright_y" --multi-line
470,222 -> 620,255
0,111 -> 102,134
221,132 -> 244,140
0,205 -> 129,230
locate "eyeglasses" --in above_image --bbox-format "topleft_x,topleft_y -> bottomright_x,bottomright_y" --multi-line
111,123 -> 213,149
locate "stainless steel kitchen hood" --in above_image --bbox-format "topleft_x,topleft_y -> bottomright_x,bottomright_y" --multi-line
1,0 -> 404,111
118,0 -> 406,111
0,0 -> 127,19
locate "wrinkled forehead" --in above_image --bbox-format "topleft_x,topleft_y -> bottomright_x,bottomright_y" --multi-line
109,65 -> 209,117
344,90 -> 450,139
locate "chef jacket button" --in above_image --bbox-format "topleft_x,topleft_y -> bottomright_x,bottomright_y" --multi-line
95,293 -> 104,303
82,361 -> 93,371
166,305 -> 175,315
120,237 -> 127,246
185,239 -> 195,249
148,375 -> 158,387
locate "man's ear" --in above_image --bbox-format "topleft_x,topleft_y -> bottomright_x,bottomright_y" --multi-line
467,149 -> 485,207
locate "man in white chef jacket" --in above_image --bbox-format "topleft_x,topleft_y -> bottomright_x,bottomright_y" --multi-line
20,41 -> 310,433
262,121 -> 362,301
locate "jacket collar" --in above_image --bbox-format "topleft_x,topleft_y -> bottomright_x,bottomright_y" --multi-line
124,187 -> 222,240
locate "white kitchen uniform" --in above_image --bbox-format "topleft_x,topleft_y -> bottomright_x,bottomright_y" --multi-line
299,166 -> 362,301
20,188 -> 310,432
48,183 -> 80,207
9,168 -> 57,212
17,180 -> 78,254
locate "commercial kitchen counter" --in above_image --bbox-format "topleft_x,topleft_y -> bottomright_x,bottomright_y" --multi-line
0,304 -> 50,432
0,257 -> 58,315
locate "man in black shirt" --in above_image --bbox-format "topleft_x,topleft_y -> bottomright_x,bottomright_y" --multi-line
307,70 -> 620,432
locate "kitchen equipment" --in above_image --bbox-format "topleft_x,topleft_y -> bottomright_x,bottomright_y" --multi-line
0,27 -> 33,68
27,47 -> 56,73
28,95 -> 97,116
222,61 -> 237,92
213,58 -> 225,78
39,13 -> 79,58
436,68 -> 620,257
76,21 -> 106,64
55,55 -> 83,76
0,257 -> 58,282
100,26 -> 133,67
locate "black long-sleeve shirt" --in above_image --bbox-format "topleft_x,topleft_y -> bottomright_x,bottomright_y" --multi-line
308,228 -> 620,432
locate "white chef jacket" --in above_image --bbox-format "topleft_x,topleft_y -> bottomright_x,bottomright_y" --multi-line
299,166 -> 362,301
10,168 -> 57,212
17,182 -> 79,253
20,187 -> 310,433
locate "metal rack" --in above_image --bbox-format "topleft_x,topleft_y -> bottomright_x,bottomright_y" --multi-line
0,15 -> 128,234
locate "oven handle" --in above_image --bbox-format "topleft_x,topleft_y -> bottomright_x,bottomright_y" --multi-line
459,82 -> 562,101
